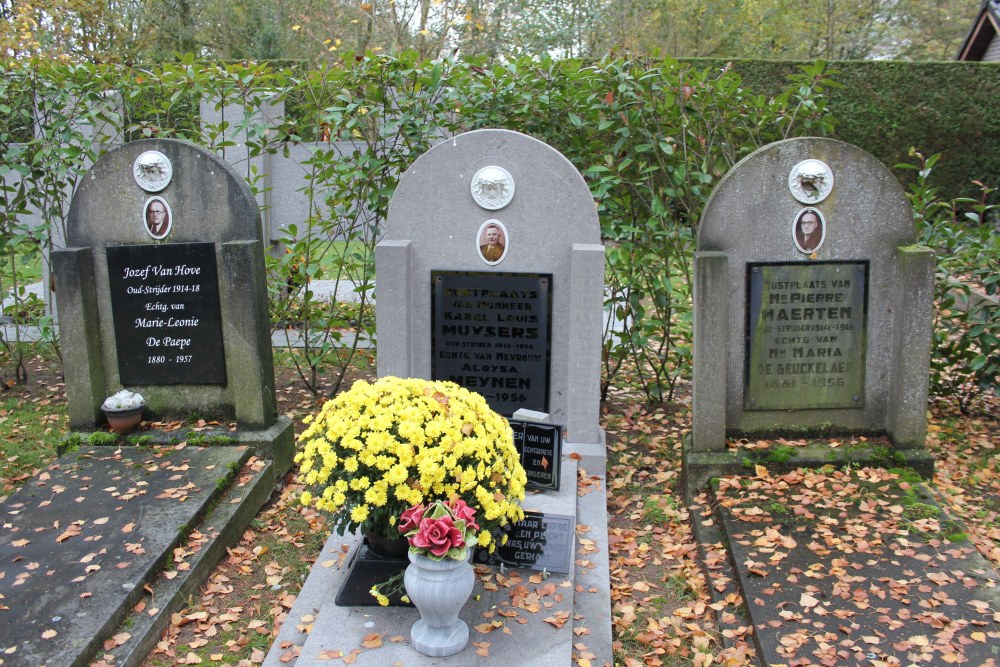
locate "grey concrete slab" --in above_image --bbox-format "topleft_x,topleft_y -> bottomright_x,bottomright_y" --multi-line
292,562 -> 575,667
0,323 -> 45,343
570,453 -> 613,667
0,445 -> 249,666
306,279 -> 367,304
270,327 -> 373,350
683,439 -> 936,504
711,470 -> 1000,666
521,455 -> 577,517
101,416 -> 296,480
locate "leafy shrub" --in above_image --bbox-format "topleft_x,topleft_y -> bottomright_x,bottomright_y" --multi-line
0,55 -> 838,405
696,58 -> 1000,205
567,59 -> 837,402
900,152 -> 999,413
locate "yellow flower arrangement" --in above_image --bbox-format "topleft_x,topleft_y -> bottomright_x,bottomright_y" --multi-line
295,376 -> 527,548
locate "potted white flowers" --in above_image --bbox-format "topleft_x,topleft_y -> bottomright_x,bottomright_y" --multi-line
101,390 -> 145,433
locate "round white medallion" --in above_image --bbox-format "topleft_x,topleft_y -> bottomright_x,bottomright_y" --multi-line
471,166 -> 515,211
133,150 -> 173,193
788,159 -> 833,204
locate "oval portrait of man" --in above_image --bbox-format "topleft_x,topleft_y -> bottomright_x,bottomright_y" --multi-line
144,196 -> 172,240
792,207 -> 825,254
477,219 -> 509,265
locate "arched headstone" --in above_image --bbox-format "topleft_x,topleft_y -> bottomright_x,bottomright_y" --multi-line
686,137 -> 935,494
376,129 -> 605,447
53,138 -> 292,467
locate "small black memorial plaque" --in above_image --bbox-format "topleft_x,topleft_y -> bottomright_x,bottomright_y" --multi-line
511,419 -> 561,491
474,511 -> 573,574
106,243 -> 226,385
334,541 -> 411,607
432,271 -> 552,415
745,261 -> 867,410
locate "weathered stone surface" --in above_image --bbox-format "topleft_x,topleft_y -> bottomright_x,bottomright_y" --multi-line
689,138 -> 935,475
264,450 -> 614,667
376,129 -> 604,446
711,470 -> 1000,666
0,445 -> 249,666
54,138 -> 278,430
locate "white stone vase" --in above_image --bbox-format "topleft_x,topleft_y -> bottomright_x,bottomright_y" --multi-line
404,549 -> 474,657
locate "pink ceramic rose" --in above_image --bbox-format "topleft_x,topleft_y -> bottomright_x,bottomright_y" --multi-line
400,499 -> 480,559
411,515 -> 466,557
448,498 -> 479,532
398,503 -> 426,534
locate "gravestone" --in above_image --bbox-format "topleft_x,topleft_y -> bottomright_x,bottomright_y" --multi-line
376,129 -> 605,448
52,138 -> 293,470
685,137 -> 935,496
270,125 -> 618,661
473,510 -> 575,574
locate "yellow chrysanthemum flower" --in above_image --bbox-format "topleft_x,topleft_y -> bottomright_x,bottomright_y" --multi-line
365,484 -> 388,507
294,377 -> 525,538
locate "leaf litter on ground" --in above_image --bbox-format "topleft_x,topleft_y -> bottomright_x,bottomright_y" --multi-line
603,385 -> 998,666
3,356 -> 998,666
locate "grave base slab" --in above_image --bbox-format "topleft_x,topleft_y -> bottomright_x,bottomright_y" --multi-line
265,445 -> 613,667
0,444 -> 278,667
118,416 -> 296,479
682,435 -> 935,502
694,468 -> 1000,666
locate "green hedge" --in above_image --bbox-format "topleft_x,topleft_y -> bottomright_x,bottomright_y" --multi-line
6,57 -> 998,200
1,55 -> 837,402
1,55 -> 993,404
688,59 -> 1000,201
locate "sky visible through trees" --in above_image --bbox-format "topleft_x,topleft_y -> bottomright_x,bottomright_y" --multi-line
0,0 -> 982,62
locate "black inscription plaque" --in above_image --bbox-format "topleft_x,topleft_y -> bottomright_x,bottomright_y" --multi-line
106,243 -> 226,385
745,262 -> 867,410
511,419 -> 561,491
432,271 -> 552,415
473,511 -> 573,574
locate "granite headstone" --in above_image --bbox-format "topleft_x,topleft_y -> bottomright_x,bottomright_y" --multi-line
53,138 -> 292,469
685,137 -> 935,494
376,129 -> 605,448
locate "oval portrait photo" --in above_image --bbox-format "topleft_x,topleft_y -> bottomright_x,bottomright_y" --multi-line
144,196 -> 172,239
477,219 -> 508,265
792,207 -> 825,254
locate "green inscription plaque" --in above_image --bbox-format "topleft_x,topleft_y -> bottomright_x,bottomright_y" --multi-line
745,262 -> 867,410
